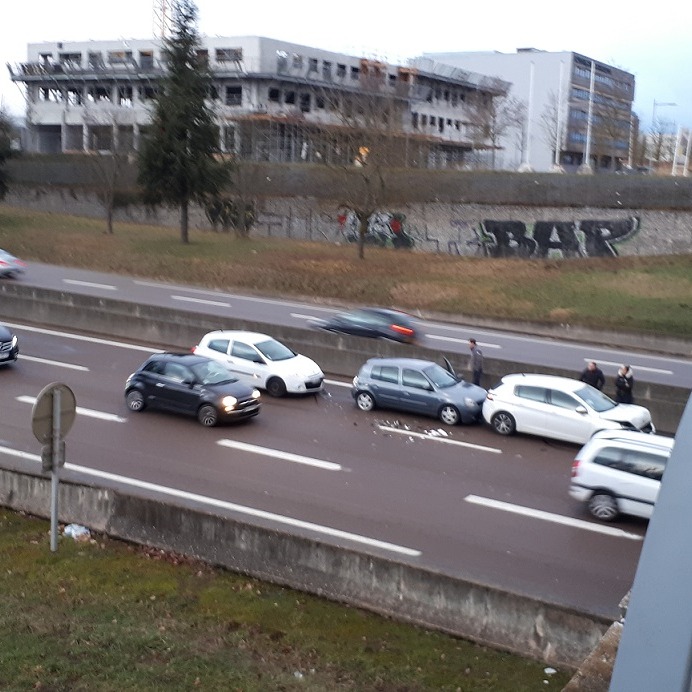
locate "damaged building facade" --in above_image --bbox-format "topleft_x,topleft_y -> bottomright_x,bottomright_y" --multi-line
9,36 -> 509,168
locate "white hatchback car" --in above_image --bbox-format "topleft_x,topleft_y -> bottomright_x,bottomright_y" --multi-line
482,373 -> 655,444
570,430 -> 674,521
193,331 -> 324,397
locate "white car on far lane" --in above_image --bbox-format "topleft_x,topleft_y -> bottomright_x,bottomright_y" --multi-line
193,330 -> 324,397
482,373 -> 655,444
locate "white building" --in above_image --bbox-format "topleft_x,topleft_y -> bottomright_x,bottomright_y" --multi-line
9,36 -> 509,168
424,48 -> 636,172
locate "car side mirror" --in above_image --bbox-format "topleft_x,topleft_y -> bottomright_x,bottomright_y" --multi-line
575,405 -> 588,415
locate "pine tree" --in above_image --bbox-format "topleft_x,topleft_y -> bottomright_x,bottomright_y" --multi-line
137,0 -> 232,243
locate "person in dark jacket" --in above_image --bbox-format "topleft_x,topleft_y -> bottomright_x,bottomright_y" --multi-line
468,338 -> 483,386
615,365 -> 634,404
579,361 -> 605,390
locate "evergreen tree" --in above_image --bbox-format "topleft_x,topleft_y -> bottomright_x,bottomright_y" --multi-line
137,0 -> 232,243
0,108 -> 16,200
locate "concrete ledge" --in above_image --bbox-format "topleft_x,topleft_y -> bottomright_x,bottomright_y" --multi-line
0,282 -> 688,432
0,467 -> 609,669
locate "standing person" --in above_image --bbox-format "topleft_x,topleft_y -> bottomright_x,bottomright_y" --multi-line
615,365 -> 635,404
468,338 -> 483,386
579,361 -> 605,390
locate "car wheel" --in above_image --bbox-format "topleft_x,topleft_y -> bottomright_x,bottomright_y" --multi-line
356,391 -> 375,412
266,377 -> 287,397
491,411 -> 516,435
126,389 -> 146,412
588,493 -> 619,522
439,404 -> 460,426
198,404 -> 219,427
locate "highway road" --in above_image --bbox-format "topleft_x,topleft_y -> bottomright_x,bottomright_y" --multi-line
0,321 -> 647,620
13,261 -> 691,389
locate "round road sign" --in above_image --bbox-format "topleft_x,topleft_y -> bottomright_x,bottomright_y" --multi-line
31,382 -> 77,443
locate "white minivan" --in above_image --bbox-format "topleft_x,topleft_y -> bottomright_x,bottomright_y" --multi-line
569,430 -> 674,521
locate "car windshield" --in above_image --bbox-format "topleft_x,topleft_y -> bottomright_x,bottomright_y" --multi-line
423,363 -> 459,389
575,385 -> 617,412
191,361 -> 238,386
255,339 -> 295,361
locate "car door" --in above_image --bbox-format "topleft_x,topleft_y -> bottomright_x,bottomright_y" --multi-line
512,385 -> 550,435
546,388 -> 593,442
156,362 -> 201,414
401,367 -> 439,415
366,365 -> 402,410
226,339 -> 267,388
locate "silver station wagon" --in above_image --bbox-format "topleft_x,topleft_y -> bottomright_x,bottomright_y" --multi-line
352,357 -> 487,426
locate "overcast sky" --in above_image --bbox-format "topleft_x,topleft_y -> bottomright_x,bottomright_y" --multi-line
2,0 -> 691,131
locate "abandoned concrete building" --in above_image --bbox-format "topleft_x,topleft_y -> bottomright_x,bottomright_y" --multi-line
9,36 -> 510,168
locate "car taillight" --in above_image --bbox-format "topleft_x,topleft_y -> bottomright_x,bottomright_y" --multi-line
571,460 -> 581,478
391,324 -> 414,336
486,392 -> 494,400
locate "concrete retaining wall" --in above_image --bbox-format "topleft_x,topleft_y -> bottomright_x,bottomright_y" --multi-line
0,466 -> 610,669
0,282 -> 688,432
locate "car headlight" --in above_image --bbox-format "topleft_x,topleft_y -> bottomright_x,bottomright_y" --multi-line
221,396 -> 238,410
251,389 -> 261,400
11,336 -> 18,347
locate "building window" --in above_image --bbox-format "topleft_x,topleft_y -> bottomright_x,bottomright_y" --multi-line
118,86 -> 133,107
308,58 -> 318,73
140,85 -> 158,100
216,48 -> 243,63
388,74 -> 397,87
350,66 -> 360,80
107,50 -> 133,65
300,93 -> 311,112
276,50 -> 288,72
421,114 -> 428,126
88,52 -> 104,70
292,53 -> 303,69
67,88 -> 82,106
268,88 -> 280,102
225,86 -> 242,106
59,52 -> 81,68
336,63 -> 346,78
316,95 -> 325,109
285,91 -> 295,105
139,51 -> 154,69
322,61 -> 332,80
412,112 -> 419,129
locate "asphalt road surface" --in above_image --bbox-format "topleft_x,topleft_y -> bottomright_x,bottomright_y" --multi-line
12,261 -> 691,389
0,322 -> 648,620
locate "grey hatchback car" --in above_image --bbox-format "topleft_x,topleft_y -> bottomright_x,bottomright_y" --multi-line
352,357 -> 487,425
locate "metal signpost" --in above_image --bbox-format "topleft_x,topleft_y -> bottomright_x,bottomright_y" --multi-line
31,383 -> 76,552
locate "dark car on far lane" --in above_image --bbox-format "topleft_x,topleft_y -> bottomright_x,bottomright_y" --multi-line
125,353 -> 261,427
0,323 -> 19,366
318,307 -> 418,344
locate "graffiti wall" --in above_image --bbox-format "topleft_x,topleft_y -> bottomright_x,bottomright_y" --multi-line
470,217 -> 641,258
337,210 -> 415,248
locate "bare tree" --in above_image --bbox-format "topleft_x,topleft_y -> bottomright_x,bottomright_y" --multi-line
591,99 -> 632,171
539,89 -> 565,167
466,92 -> 526,170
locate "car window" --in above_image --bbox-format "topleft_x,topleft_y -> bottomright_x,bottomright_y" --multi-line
231,341 -> 261,361
575,385 -> 616,412
402,368 -> 431,390
191,360 -> 237,385
515,385 -> 548,403
548,389 -> 580,410
143,359 -> 165,375
207,338 -> 230,354
255,339 -> 295,361
163,362 -> 190,382
593,447 -> 667,481
423,364 -> 457,388
371,365 -> 399,384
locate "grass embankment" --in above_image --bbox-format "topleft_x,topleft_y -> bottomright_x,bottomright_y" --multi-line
1,205 -> 691,338
0,510 -> 570,690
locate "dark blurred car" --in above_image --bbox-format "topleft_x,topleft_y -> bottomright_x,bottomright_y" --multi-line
319,307 -> 418,344
125,352 -> 261,427
0,323 -> 19,365
0,249 -> 27,279
351,357 -> 487,425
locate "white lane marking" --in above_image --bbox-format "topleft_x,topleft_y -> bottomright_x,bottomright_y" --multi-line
3,323 -> 163,353
171,295 -> 231,308
378,425 -> 502,454
0,445 -> 420,557
217,439 -> 341,471
134,280 -> 337,313
291,312 -> 326,321
581,357 -> 673,376
19,355 -> 89,371
426,334 -> 502,349
63,279 -> 117,290
325,378 -> 351,388
465,494 -> 643,541
16,396 -> 126,423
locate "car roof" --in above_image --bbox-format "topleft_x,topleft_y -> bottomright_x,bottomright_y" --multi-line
587,429 -> 675,451
363,357 -> 442,369
202,330 -> 273,344
149,352 -> 213,366
498,373 -> 590,392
